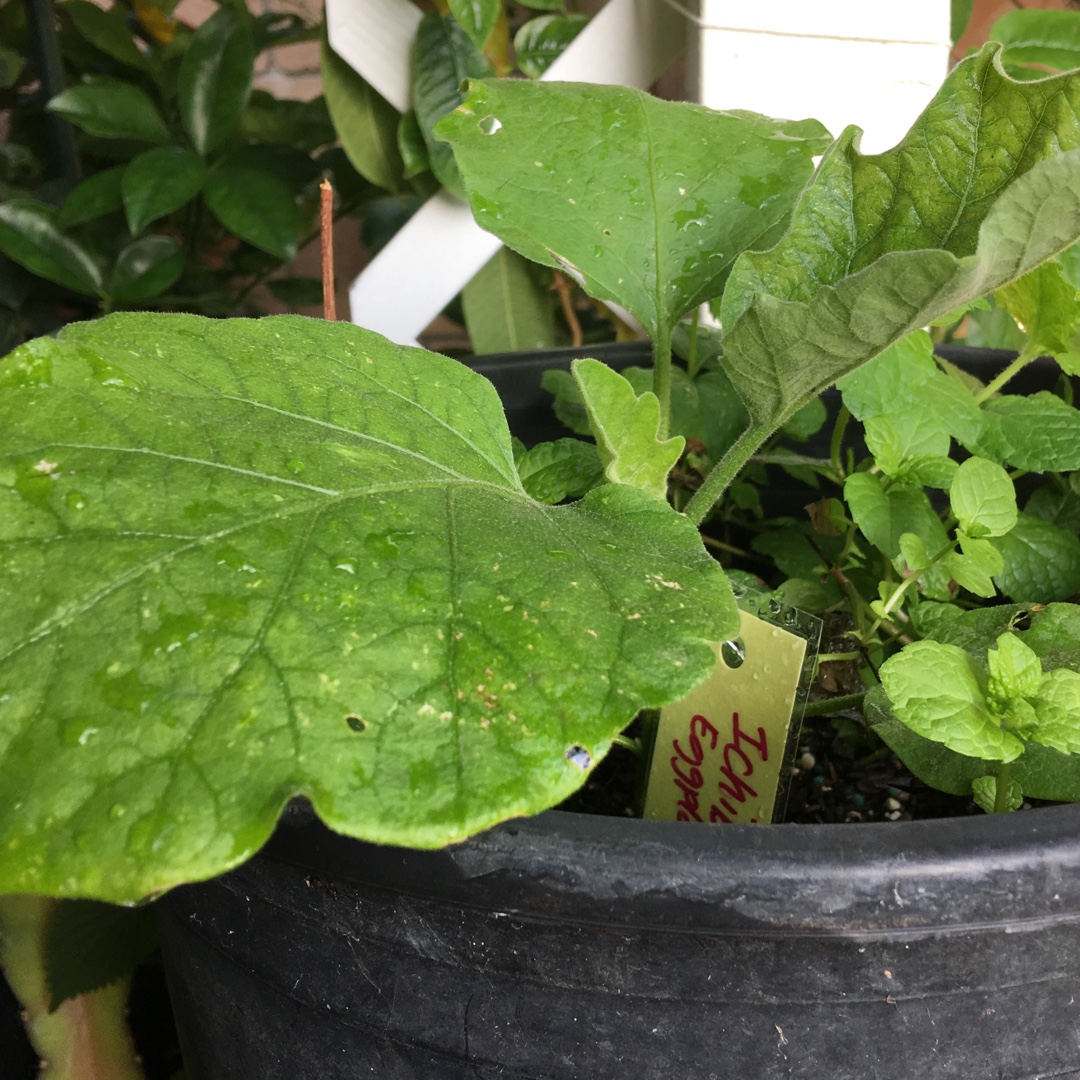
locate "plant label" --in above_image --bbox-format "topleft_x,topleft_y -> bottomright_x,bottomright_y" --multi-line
642,603 -> 818,824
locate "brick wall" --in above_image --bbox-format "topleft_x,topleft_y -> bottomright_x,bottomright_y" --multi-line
174,0 -> 323,100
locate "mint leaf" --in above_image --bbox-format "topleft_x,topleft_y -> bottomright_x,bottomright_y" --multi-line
879,640 -> 1025,761
572,359 -> 684,498
870,683 -> 1080,799
0,313 -> 737,900
1023,602 -> 1080,670
971,774 -> 1023,813
988,632 -> 1043,700
836,331 -> 983,445
991,511 -> 1080,602
844,473 -> 949,560
1031,668 -> 1080,754
950,456 -> 1017,538
983,393 -> 1080,473
995,260 -> 1080,371
864,411 -> 950,478
947,531 -> 1004,598
513,437 -> 603,504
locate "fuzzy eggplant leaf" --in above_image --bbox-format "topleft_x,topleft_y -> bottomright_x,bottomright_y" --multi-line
47,77 -> 170,144
0,313 -> 737,901
122,147 -> 205,236
721,46 -> 1080,442
513,437 -> 603,504
572,359 -> 684,499
178,6 -> 254,155
0,201 -> 104,296
438,79 -> 830,351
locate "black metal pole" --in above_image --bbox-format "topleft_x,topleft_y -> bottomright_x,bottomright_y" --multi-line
22,0 -> 81,185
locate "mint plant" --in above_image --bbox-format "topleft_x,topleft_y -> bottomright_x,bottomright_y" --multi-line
6,44 -> 1080,908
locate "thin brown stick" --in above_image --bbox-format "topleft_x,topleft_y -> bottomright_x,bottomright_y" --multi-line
550,270 -> 582,347
320,178 -> 336,322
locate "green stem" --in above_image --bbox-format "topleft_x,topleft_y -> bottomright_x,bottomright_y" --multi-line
652,324 -> 673,440
802,692 -> 866,718
994,761 -> 1013,814
0,898 -> 145,1080
975,344 -> 1040,404
684,421 -> 773,526
685,306 -> 702,381
878,540 -> 954,618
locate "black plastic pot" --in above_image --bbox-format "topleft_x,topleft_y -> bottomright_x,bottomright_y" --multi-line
158,801 -> 1080,1079
155,342 -> 1080,1078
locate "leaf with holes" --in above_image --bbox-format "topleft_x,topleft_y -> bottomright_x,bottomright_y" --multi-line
0,313 -> 736,901
438,79 -> 829,355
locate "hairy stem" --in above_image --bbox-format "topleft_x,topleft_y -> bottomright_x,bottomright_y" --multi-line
684,421 -> 774,526
975,344 -> 1039,404
652,324 -> 673,440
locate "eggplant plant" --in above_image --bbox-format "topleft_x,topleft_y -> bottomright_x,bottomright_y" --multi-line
3,44 -> 1080,919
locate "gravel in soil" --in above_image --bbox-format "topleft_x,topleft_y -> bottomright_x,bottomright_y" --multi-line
558,712 -> 1017,824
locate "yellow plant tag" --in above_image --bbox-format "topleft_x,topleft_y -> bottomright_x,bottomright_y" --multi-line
642,607 -> 813,825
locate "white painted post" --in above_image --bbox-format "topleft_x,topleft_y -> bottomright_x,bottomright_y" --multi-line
326,0 -> 687,346
687,0 -> 951,153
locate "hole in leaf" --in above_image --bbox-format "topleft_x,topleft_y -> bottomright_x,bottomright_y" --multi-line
345,714 -> 367,733
721,638 -> 746,669
479,115 -> 502,135
1013,609 -> 1033,632
565,744 -> 593,769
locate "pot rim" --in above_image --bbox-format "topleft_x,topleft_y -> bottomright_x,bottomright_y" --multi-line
261,801 -> 1080,938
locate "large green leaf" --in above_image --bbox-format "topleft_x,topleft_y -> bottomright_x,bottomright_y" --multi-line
439,79 -> 829,353
719,46 -> 1080,452
177,6 -> 254,155
414,14 -> 492,198
47,77 -> 170,144
122,147 -> 205,236
0,201 -> 104,296
0,314 -> 736,900
461,246 -> 555,353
